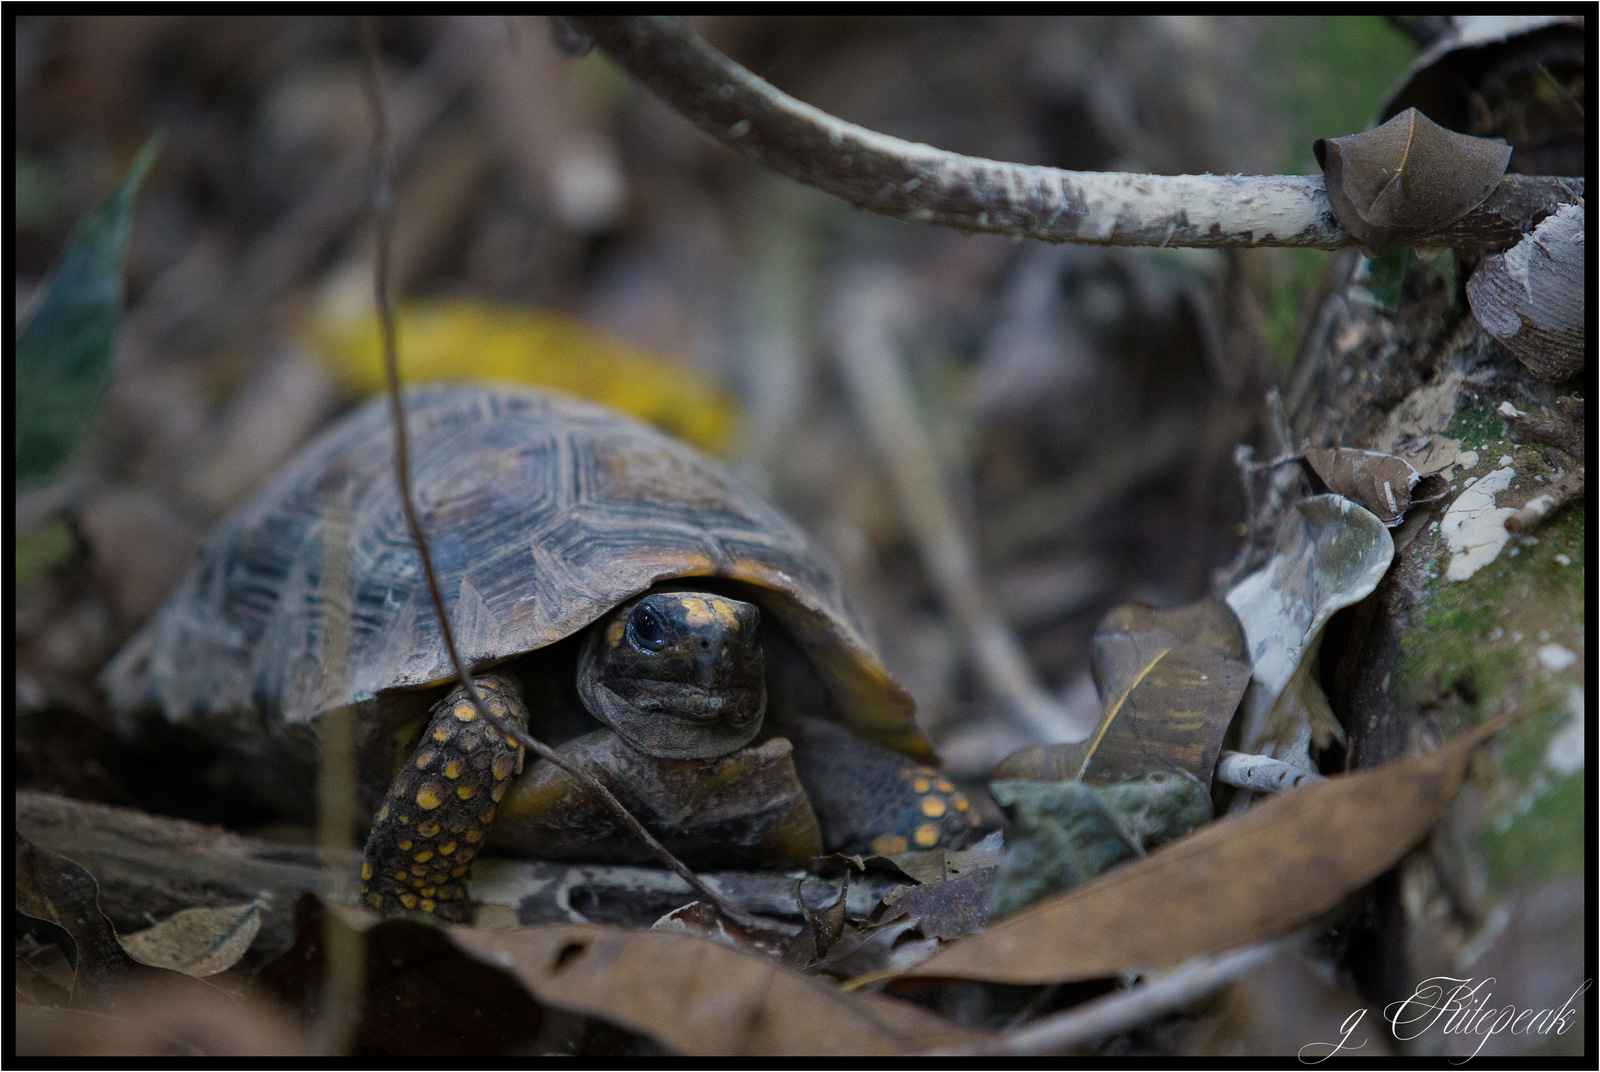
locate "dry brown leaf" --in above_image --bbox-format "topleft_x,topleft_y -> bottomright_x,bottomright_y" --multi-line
993,599 -> 1250,787
116,901 -> 264,978
900,717 -> 1510,985
1314,108 -> 1512,255
1303,447 -> 1451,527
447,923 -> 987,1055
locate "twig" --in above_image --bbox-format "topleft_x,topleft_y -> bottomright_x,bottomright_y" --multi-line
1214,750 -> 1326,794
926,935 -> 1296,1056
827,267 -> 1078,741
569,16 -> 1582,252
312,491 -> 361,1055
358,19 -> 767,933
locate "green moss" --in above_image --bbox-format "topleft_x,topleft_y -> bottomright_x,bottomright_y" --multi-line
1479,745 -> 1586,888
1386,400 -> 1584,897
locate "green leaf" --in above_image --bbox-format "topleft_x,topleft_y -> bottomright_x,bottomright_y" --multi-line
15,135 -> 161,489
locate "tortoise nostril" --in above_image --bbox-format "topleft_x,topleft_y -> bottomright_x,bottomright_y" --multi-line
700,639 -> 710,649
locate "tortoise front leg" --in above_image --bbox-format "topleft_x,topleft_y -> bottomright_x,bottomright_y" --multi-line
361,673 -> 526,921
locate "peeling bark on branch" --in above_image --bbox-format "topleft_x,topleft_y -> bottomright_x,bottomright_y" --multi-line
570,16 -> 1581,252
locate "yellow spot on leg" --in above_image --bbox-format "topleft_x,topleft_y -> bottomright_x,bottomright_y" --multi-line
419,821 -> 441,837
367,893 -> 384,909
871,834 -> 909,855
912,777 -> 931,794
456,785 -> 475,800
416,783 -> 444,810
453,703 -> 476,722
492,755 -> 516,780
414,748 -> 436,769
433,725 -> 451,743
413,850 -> 434,863
398,840 -> 412,851
420,899 -> 435,914
439,841 -> 457,856
465,830 -> 484,843
444,759 -> 462,779
914,823 -> 941,848
920,797 -> 948,818
361,862 -> 373,880
400,893 -> 418,909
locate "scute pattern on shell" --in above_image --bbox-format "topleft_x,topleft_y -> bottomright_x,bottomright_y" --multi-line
104,384 -> 921,755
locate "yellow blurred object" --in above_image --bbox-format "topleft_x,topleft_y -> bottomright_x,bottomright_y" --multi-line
310,301 -> 739,453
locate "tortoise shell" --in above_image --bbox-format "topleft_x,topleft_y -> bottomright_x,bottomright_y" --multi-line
104,384 -> 933,784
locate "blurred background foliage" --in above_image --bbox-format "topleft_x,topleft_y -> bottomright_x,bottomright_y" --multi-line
15,15 -> 1421,779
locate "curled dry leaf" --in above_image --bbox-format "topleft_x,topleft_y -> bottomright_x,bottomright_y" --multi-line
1466,203 -> 1585,381
992,599 -> 1251,788
1314,108 -> 1512,256
446,923 -> 987,1055
901,714 -> 1516,985
1225,496 -> 1394,772
1303,446 -> 1451,527
116,901 -> 265,978
15,835 -> 141,1000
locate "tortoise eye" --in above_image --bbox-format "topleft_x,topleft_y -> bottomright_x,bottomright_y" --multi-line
628,605 -> 669,653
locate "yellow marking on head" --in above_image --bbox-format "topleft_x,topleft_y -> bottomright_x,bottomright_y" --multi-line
935,779 -> 955,793
921,797 -> 948,818
416,784 -> 444,810
439,841 -> 457,855
414,850 -> 434,863
419,821 -> 441,838
361,862 -> 373,880
606,618 -> 627,648
465,829 -> 484,843
400,893 -> 418,909
398,840 -> 412,851
444,759 -> 462,779
492,755 -> 516,780
453,703 -> 476,722
914,823 -> 941,848
871,834 -> 909,855
912,777 -> 931,794
456,785 -> 475,800
420,898 -> 435,914
678,596 -> 713,627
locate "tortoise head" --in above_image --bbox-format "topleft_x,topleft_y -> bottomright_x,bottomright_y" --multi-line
576,590 -> 766,758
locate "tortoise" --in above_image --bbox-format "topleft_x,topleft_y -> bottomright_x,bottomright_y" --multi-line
104,383 -> 979,919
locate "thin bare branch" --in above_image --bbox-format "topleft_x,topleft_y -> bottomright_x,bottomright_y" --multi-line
927,935 -> 1298,1056
359,19 -> 767,933
569,16 -> 1581,252
828,266 -> 1080,741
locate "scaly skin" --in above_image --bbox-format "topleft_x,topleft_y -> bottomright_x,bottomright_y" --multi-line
360,673 -> 526,921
